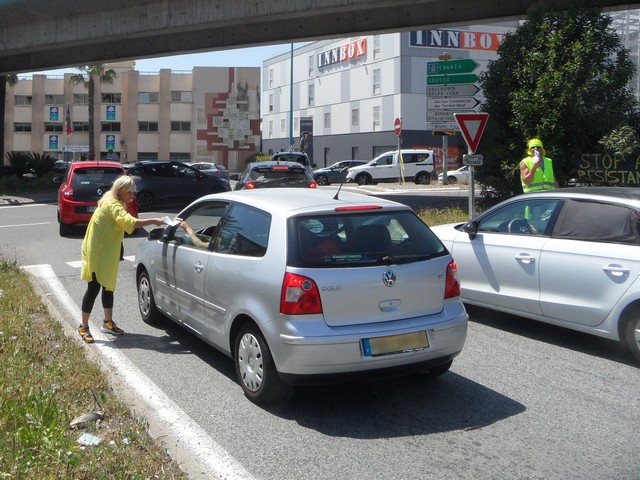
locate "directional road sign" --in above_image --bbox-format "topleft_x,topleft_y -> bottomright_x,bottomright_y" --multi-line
427,84 -> 480,97
427,110 -> 455,123
454,113 -> 489,153
428,97 -> 479,110
427,74 -> 479,85
427,59 -> 479,75
427,121 -> 458,130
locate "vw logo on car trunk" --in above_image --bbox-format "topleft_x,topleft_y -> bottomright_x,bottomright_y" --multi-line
382,270 -> 396,287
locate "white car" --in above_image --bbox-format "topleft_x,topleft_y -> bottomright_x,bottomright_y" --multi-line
135,188 -> 468,404
438,165 -> 469,183
430,187 -> 640,362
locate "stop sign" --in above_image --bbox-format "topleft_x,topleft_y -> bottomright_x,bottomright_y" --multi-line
394,117 -> 402,136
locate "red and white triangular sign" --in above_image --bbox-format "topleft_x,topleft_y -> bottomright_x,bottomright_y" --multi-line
454,113 -> 489,154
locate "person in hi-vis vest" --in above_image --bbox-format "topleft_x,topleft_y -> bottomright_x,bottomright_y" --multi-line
520,138 -> 559,193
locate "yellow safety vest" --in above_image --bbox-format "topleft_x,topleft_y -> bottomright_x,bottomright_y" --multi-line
521,156 -> 556,193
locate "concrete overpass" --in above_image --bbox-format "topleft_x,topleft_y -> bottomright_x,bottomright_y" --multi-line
1,0 -> 639,75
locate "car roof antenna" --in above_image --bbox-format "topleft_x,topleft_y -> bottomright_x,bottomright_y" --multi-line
333,181 -> 345,200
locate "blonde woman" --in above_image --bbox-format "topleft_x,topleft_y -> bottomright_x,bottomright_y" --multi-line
78,175 -> 165,343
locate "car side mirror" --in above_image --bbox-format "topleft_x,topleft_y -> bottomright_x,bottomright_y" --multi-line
230,173 -> 239,181
148,227 -> 166,241
462,221 -> 478,240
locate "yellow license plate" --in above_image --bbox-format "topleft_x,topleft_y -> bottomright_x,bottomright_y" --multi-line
362,331 -> 429,357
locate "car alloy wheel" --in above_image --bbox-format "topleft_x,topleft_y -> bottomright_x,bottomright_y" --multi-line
234,324 -> 291,405
356,173 -> 372,185
316,175 -> 329,185
415,173 -> 431,185
136,191 -> 154,212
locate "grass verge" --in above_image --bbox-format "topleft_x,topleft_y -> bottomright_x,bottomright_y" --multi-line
0,256 -> 187,479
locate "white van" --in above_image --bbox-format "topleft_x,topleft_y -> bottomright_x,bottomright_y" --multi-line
345,149 -> 435,185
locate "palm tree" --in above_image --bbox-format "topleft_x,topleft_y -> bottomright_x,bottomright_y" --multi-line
69,65 -> 116,160
1,74 -> 19,164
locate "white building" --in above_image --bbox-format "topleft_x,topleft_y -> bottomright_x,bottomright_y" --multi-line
261,23 -> 519,169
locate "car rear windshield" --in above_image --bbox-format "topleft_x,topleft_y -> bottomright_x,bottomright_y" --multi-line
287,210 -> 447,267
250,166 -> 309,183
70,167 -> 124,188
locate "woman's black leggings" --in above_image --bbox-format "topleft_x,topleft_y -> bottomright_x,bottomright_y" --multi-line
81,273 -> 114,313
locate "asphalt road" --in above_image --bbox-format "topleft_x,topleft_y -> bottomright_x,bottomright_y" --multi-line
1,192 -> 639,480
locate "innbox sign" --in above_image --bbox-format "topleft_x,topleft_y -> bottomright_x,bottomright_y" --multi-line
317,38 -> 367,68
410,28 -> 506,51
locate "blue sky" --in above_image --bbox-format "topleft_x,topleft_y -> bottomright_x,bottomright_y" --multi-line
26,43 -> 303,76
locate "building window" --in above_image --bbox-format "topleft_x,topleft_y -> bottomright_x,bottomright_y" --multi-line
171,91 -> 192,102
351,108 -> 359,126
308,84 -> 314,107
373,35 -> 381,60
373,106 -> 381,131
138,92 -> 159,103
268,120 -> 273,138
324,112 -> 331,129
73,122 -> 90,132
324,147 -> 330,165
45,123 -> 63,132
170,152 -> 191,161
269,94 -> 274,112
352,146 -> 360,159
170,121 -> 191,132
44,94 -> 65,105
280,119 -> 286,133
268,68 -> 274,88
139,121 -> 159,132
102,93 -> 121,103
15,95 -> 32,105
101,122 -> 121,132
308,55 -> 314,77
14,122 -> 31,132
138,152 -> 159,161
373,69 -> 381,95
73,93 -> 89,104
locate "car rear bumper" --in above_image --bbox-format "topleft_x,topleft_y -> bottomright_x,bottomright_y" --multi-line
265,309 -> 468,380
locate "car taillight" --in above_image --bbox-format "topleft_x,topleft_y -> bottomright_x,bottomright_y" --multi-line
246,182 -> 256,189
62,186 -> 74,199
444,260 -> 461,299
280,272 -> 323,315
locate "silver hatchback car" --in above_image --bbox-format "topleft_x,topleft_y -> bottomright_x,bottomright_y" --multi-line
135,189 -> 468,404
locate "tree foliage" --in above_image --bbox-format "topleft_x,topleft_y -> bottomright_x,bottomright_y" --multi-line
478,2 -> 639,200
69,65 -> 117,160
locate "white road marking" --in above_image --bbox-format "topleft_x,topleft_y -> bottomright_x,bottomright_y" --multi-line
66,256 -> 135,269
22,264 -> 255,480
0,222 -> 53,228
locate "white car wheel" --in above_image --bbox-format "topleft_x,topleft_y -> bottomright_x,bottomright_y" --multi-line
234,324 -> 291,405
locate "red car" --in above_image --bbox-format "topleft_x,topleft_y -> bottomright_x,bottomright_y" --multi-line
55,161 -> 138,236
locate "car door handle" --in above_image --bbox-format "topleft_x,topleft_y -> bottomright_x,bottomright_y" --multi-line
514,253 -> 535,264
193,261 -> 204,273
602,265 -> 629,277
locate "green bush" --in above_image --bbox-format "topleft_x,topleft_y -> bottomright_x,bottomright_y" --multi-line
6,151 -> 31,177
29,152 -> 57,177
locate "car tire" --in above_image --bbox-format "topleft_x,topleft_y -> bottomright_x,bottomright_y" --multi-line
59,218 -> 72,237
355,173 -> 372,185
136,191 -> 154,212
447,176 -> 458,183
316,175 -> 329,185
234,323 -> 292,405
414,172 -> 431,185
622,313 -> 640,362
137,269 -> 164,325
